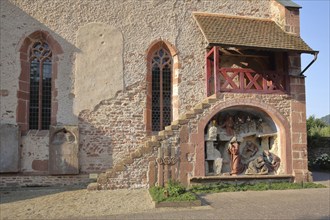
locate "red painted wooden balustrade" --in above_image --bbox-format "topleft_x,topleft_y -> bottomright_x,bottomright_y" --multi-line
206,46 -> 288,96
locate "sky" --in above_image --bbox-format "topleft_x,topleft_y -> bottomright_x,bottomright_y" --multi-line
295,0 -> 330,118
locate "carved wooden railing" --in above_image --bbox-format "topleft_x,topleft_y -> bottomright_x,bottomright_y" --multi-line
206,46 -> 288,96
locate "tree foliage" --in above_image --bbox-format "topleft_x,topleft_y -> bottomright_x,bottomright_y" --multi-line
306,115 -> 330,138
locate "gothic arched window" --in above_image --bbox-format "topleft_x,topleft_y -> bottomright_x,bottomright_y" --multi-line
29,41 -> 52,130
151,48 -> 172,131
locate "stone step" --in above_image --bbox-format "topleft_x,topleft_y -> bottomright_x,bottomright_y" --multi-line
145,140 -> 160,148
130,148 -> 142,159
179,112 -> 196,120
93,94 -> 219,190
151,135 -> 162,141
194,102 -> 211,110
193,108 -> 204,114
165,124 -> 180,131
172,119 -> 190,126
158,130 -> 174,137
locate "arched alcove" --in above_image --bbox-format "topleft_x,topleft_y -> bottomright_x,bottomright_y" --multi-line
192,99 -> 292,178
204,106 -> 283,175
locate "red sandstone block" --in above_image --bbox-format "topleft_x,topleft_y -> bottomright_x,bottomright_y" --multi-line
179,168 -> 191,187
291,112 -> 302,123
20,123 -> 28,133
293,169 -> 307,176
179,125 -> 190,144
292,151 -> 302,159
32,160 -> 49,171
301,132 -> 307,143
148,161 -> 156,187
292,133 -> 302,144
292,123 -> 307,133
19,80 -> 29,92
20,52 -> 28,61
19,61 -> 30,81
295,94 -> 306,102
292,143 -> 307,151
290,76 -> 305,84
19,38 -> 32,53
292,159 -> 308,170
17,90 -> 29,100
292,132 -> 307,144
293,171 -> 308,183
180,143 -> 194,161
291,102 -> 305,112
290,85 -> 305,94
16,100 -> 27,122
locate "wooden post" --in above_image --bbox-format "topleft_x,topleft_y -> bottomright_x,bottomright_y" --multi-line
240,70 -> 245,90
214,46 -> 220,94
205,47 -> 214,96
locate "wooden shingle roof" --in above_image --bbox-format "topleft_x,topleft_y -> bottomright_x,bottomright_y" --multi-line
193,13 -> 315,53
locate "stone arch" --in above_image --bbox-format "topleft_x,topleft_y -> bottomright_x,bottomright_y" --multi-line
17,30 -> 63,132
145,39 -> 180,134
192,98 -> 292,177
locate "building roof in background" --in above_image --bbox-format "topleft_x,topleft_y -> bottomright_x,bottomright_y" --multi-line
276,0 -> 301,8
193,13 -> 315,53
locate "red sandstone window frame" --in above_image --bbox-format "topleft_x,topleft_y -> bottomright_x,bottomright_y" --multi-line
150,47 -> 173,131
17,31 -> 63,133
145,40 -> 180,134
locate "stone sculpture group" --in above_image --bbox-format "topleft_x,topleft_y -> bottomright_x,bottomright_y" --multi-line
205,114 -> 281,176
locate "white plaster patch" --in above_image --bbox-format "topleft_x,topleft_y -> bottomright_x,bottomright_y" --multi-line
74,23 -> 123,114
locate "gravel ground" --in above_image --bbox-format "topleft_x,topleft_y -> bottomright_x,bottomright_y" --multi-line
0,187 -> 156,219
0,187 -> 209,220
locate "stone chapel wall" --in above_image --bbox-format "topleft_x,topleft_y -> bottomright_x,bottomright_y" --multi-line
1,0 -> 293,175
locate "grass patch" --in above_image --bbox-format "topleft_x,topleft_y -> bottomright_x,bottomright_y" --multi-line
150,181 -> 326,203
190,182 -> 326,194
149,181 -> 197,203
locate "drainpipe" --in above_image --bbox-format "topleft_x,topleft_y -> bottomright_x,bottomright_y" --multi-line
300,51 -> 319,76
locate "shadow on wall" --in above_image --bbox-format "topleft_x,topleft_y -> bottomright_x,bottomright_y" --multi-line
2,1 -> 130,175
1,1 -> 79,174
77,81 -> 148,174
78,114 -> 114,173
49,126 -> 80,174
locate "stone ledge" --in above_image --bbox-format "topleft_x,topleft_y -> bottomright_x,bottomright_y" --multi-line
154,199 -> 202,208
190,175 -> 294,185
0,174 -> 93,189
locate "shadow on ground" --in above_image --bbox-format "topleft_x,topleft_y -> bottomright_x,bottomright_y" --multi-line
312,171 -> 330,181
0,186 -> 85,204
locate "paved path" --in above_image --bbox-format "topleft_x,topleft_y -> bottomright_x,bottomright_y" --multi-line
312,171 -> 330,187
91,188 -> 330,220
